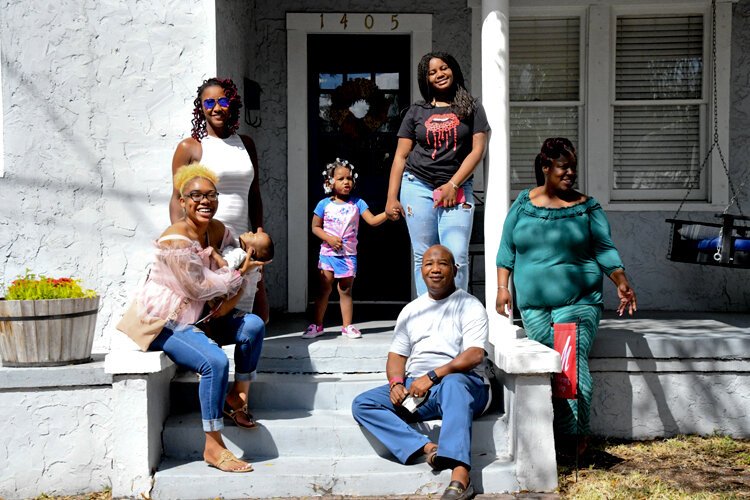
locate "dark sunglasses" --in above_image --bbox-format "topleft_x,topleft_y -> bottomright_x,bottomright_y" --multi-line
203,97 -> 230,110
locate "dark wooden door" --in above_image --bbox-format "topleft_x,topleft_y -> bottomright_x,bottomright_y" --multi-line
307,34 -> 412,306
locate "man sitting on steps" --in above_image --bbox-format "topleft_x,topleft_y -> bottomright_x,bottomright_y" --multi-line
351,244 -> 491,500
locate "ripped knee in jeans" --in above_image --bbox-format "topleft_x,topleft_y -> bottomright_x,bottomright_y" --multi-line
406,205 -> 414,216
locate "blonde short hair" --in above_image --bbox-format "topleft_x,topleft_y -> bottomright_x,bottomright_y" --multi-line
174,163 -> 219,194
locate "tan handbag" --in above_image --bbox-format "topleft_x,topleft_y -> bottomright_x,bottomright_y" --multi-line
116,297 -> 189,351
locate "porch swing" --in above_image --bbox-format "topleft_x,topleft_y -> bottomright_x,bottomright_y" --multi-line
665,0 -> 750,269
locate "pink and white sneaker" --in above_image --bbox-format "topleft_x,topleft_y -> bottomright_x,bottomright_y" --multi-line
341,325 -> 362,339
301,323 -> 325,338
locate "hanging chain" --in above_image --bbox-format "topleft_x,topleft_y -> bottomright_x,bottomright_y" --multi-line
673,0 -> 744,218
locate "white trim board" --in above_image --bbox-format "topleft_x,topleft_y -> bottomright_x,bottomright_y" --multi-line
286,13 -> 432,312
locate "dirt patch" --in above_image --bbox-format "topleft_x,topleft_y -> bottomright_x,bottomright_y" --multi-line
559,435 -> 750,498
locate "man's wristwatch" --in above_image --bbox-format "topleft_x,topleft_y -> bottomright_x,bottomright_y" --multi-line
427,370 -> 441,385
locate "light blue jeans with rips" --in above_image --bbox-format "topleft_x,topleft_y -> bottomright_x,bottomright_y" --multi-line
400,172 -> 475,296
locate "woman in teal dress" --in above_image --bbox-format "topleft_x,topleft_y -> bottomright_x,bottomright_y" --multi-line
495,137 -> 637,457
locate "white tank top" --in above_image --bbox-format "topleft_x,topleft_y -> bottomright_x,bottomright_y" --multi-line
200,134 -> 255,237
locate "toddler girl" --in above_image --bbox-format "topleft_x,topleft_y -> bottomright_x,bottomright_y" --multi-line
302,159 -> 387,339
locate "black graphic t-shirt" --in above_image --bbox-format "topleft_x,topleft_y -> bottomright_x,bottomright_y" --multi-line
397,103 -> 490,188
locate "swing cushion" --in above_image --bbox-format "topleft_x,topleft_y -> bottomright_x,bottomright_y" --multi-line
696,237 -> 750,251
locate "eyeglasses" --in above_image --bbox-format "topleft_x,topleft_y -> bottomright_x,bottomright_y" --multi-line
184,191 -> 219,202
203,97 -> 230,110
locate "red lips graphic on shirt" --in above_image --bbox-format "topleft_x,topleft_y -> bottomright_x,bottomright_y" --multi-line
425,113 -> 460,159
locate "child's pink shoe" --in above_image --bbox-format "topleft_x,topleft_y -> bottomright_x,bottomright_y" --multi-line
302,324 -> 325,338
341,325 -> 362,339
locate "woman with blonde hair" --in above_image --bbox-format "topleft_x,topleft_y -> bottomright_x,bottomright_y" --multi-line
127,163 -> 266,472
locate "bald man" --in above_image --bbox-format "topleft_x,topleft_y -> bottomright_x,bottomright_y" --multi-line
352,245 -> 490,500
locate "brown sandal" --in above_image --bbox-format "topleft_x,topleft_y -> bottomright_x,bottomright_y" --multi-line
426,444 -> 440,470
206,450 -> 253,473
223,403 -> 257,429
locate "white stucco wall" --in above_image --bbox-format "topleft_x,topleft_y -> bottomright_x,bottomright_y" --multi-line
0,364 -> 113,499
0,0 -> 217,350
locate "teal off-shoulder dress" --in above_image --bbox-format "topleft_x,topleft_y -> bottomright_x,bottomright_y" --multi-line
496,189 -> 625,435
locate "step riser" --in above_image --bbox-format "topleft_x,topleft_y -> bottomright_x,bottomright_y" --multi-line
171,378 -> 392,412
162,415 -> 510,459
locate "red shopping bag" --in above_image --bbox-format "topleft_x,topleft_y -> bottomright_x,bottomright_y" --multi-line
552,322 -> 577,399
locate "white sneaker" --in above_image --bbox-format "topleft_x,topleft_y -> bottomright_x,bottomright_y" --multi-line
301,323 -> 325,338
341,325 -> 362,339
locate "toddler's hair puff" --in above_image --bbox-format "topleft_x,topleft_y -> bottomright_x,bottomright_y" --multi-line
322,158 -> 358,194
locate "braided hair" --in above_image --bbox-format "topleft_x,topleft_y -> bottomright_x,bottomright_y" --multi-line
190,78 -> 242,141
534,138 -> 577,186
416,52 -> 476,120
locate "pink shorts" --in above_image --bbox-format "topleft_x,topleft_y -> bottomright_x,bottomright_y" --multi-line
318,255 -> 357,278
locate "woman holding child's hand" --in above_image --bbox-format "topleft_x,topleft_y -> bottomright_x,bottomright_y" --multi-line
386,52 -> 489,296
123,164 -> 265,473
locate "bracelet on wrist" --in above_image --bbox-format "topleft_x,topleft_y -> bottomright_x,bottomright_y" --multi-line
389,382 -> 404,392
388,376 -> 404,386
497,284 -> 509,290
449,181 -> 459,190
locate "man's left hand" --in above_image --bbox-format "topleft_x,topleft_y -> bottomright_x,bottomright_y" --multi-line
408,375 -> 433,398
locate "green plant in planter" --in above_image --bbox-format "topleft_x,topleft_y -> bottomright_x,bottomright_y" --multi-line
3,270 -> 97,300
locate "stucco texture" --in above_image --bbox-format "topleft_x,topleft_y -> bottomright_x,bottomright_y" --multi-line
0,0 -> 217,350
0,387 -> 113,498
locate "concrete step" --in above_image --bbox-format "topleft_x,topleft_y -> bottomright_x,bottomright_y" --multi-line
152,455 -> 518,499
260,322 -> 395,374
162,409 -> 510,460
171,372 -> 396,412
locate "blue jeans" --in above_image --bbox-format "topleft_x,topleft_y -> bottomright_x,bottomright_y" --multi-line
351,373 -> 489,468
400,173 -> 475,296
149,310 -> 265,432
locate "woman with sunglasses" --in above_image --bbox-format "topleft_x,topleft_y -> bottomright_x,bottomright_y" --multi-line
170,78 -> 268,321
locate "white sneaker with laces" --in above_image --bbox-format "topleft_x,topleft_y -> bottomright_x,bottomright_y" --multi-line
341,325 -> 362,339
301,323 -> 325,338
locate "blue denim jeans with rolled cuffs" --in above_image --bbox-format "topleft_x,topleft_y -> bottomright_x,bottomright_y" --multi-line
149,310 -> 265,432
400,172 -> 475,296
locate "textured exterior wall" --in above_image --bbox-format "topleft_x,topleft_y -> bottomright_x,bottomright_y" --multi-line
0,0 -> 216,350
0,385 -> 113,499
591,371 -> 750,438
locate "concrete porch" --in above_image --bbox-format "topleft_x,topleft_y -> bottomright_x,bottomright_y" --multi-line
1,312 -> 748,499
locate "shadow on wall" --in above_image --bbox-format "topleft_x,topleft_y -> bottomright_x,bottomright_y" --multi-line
590,313 -> 750,438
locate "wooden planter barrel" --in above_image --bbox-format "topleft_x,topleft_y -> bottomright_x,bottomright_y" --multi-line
0,296 -> 100,367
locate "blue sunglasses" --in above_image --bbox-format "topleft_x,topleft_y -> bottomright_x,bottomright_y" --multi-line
203,97 -> 230,110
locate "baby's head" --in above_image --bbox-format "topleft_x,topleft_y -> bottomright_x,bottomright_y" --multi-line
240,231 -> 274,262
322,158 -> 358,196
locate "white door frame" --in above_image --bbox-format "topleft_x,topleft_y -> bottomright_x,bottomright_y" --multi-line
286,12 -> 432,312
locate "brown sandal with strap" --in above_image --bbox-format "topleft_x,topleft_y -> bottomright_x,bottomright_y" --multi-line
206,449 -> 253,473
223,403 -> 257,429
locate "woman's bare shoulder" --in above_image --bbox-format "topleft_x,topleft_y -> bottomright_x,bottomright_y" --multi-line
159,222 -> 193,248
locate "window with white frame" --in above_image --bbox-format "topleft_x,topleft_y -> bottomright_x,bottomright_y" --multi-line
612,14 -> 705,200
508,2 -> 729,208
509,17 -> 582,193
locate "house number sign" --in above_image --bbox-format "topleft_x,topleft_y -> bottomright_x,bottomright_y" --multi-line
319,13 -> 401,31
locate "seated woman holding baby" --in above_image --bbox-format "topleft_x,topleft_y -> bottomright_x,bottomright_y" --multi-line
121,163 -> 271,473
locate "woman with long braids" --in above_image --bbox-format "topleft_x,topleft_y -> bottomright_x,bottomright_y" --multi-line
495,137 -> 637,458
386,52 -> 489,296
170,78 -> 268,321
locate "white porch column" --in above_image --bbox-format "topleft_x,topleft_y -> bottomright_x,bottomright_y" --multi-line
480,0 -> 516,340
